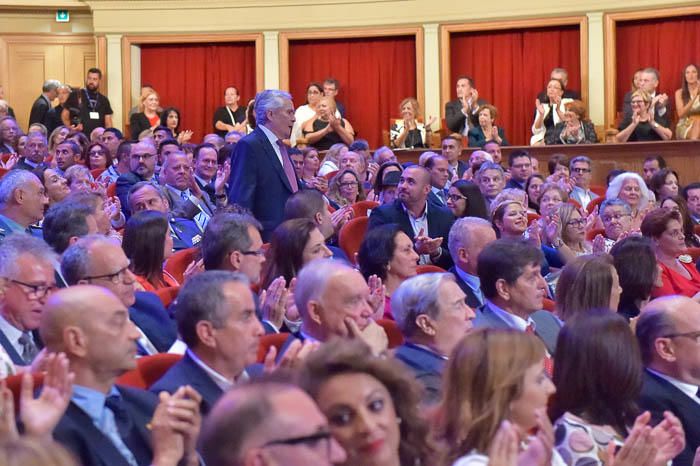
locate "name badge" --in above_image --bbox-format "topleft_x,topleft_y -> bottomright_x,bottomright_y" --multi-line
89,111 -> 99,120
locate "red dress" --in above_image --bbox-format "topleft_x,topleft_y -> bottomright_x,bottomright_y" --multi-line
134,271 -> 180,292
651,259 -> 700,298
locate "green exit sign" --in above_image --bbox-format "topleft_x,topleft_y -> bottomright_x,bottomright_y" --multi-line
56,10 -> 70,22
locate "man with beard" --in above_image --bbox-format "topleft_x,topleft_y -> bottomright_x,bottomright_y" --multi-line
62,68 -> 113,136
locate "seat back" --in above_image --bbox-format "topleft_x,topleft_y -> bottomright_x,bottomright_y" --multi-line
338,216 -> 369,265
590,185 -> 607,197
154,286 -> 180,308
164,247 -> 199,283
416,264 -> 446,274
139,353 -> 183,389
527,212 -> 540,225
377,319 -> 404,349
350,200 -> 379,218
0,167 -> 8,180
585,227 -> 606,242
324,170 -> 339,181
542,298 -> 556,312
3,373 -> 44,412
586,196 -> 605,215
257,332 -> 291,363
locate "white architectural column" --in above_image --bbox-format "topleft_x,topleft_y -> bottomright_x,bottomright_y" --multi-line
263,31 -> 280,89
587,12 -> 605,125
105,34 -> 124,130
423,23 -> 441,128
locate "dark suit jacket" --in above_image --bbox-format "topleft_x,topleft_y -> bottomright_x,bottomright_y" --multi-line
130,291 -> 177,353
448,266 -> 482,309
505,178 -> 526,191
473,302 -> 561,355
162,185 -> 215,220
28,94 -> 52,128
116,171 -> 146,217
445,99 -> 485,133
394,343 -> 446,404
454,160 -> 468,179
170,216 -> 203,250
227,127 -> 299,241
468,126 -> 508,148
367,199 -> 455,269
195,177 -> 217,205
53,385 -> 157,466
638,369 -> 700,466
427,190 -> 448,208
12,158 -> 47,172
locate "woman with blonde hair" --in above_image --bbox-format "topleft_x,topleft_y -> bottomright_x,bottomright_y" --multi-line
302,95 -> 355,151
615,90 -> 672,142
440,328 -> 560,465
327,168 -> 365,208
391,97 -> 436,149
129,89 -> 161,141
318,142 -> 348,176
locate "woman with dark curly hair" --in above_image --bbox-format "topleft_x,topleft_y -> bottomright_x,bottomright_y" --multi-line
298,338 -> 437,466
649,168 -> 680,203
260,218 -> 332,290
122,210 -> 178,291
327,168 -> 365,207
160,106 -> 193,145
357,224 -> 419,319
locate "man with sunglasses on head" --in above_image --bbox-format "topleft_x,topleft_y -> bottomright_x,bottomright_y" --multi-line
0,234 -> 57,365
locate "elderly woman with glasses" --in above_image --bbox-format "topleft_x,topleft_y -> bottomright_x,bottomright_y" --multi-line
615,90 -> 672,142
598,198 -> 634,252
606,172 -> 652,231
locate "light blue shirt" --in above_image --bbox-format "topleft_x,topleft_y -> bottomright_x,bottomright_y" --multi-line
402,201 -> 431,264
453,267 -> 484,306
0,313 -> 24,357
0,213 -> 27,235
484,299 -> 533,332
71,385 -> 138,466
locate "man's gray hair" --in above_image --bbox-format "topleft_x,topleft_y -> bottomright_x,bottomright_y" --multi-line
392,273 -> 455,338
0,170 -> 40,206
42,80 -> 61,93
643,67 -> 660,82
295,258 -> 351,320
127,181 -> 166,203
448,217 -> 492,261
476,161 -> 504,178
160,150 -> 187,175
569,155 -> 592,170
373,146 -> 395,164
599,198 -> 632,216
0,234 -> 57,278
175,270 -> 250,348
61,235 -> 119,285
201,212 -> 262,271
254,89 -> 292,127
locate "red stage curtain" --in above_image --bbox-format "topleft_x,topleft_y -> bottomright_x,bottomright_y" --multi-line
615,15 -> 700,117
450,26 -> 581,146
288,36 -> 416,148
140,42 -> 256,143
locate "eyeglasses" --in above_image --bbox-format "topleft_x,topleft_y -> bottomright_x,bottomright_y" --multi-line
447,194 -> 467,202
571,167 -> 591,174
602,213 -> 631,223
262,430 -> 333,458
130,153 -> 156,161
240,249 -> 265,257
661,331 -> 700,343
82,265 -> 131,284
89,150 -> 106,156
630,100 -> 646,106
7,279 -> 57,300
339,182 -> 358,188
566,218 -> 586,227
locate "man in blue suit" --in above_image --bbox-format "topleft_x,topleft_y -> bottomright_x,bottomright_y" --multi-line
392,273 -> 475,404
637,296 -> 700,466
368,165 -> 455,269
227,89 -> 299,241
62,235 -> 178,355
474,239 -> 561,356
150,271 -> 264,415
42,285 -> 201,466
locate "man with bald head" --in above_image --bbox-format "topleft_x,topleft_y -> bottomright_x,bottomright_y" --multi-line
200,382 -> 346,466
637,295 -> 700,465
42,285 -> 201,466
368,165 -> 454,269
115,139 -> 158,217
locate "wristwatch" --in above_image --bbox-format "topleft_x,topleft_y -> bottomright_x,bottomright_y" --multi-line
653,122 -> 660,128
552,238 -> 565,249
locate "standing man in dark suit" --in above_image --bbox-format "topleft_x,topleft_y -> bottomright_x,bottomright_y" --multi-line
61,235 -> 178,355
41,285 -> 201,466
28,79 -> 61,128
227,89 -> 299,241
445,76 -> 487,135
392,273 -> 475,404
150,271 -> 264,415
447,217 -> 497,309
637,295 -> 700,466
0,234 -> 56,366
368,165 -> 455,269
474,239 -> 561,356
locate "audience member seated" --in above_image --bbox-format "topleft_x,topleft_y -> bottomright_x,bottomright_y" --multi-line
531,78 -> 572,145
468,104 -> 508,147
642,154 -> 666,186
659,195 -> 700,248
636,295 -> 700,465
544,100 -> 598,145
150,271 -> 264,414
53,140 -> 82,176
445,76 -> 486,134
97,138 -> 129,185
441,134 -> 467,180
675,63 -> 700,140
68,190 -> 124,239
610,236 -> 659,320
445,180 -> 489,219
290,82 -> 325,146
0,116 -> 20,154
448,217 -> 497,308
373,145 -> 397,166
41,285 -> 201,466
441,327 -> 558,466
317,142 -> 347,176
48,125 -> 70,158
327,168 -> 365,208
392,273 -> 474,404
338,150 -> 366,184
683,182 -> 700,224
368,165 -> 454,269
616,90 -> 673,142
607,172 -> 651,230
372,161 -> 401,203
85,140 -> 111,174
160,106 -> 192,145
160,149 -> 215,227
555,254 -> 621,322
550,309 -> 685,466
64,165 -> 94,193
213,86 -> 247,138
15,132 -> 49,171
299,147 -> 324,189
34,167 -> 70,206
598,198 -> 633,251
525,174 -> 545,213
543,203 -> 591,262
298,339 -> 436,465
122,210 -> 179,292
425,154 -> 450,206
642,208 -> 700,299
129,89 -> 160,141
302,96 -> 354,151
566,155 -> 597,210
127,182 -> 202,250
622,67 -> 670,122
491,200 -> 529,240
116,140 -> 158,216
390,97 -> 436,149
649,168 -> 680,204
0,234 -> 56,365
42,201 -> 98,254
505,149 -> 533,190
475,162 -> 506,211
536,67 -> 581,102
357,224 -> 419,319
192,142 -> 228,207
0,170 -> 47,243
